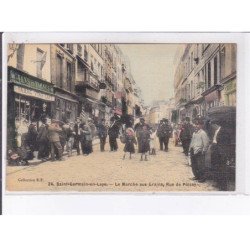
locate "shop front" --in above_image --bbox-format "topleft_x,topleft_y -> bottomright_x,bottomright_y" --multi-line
53,88 -> 78,123
7,67 -> 55,149
189,96 -> 205,120
79,96 -> 103,123
202,85 -> 223,113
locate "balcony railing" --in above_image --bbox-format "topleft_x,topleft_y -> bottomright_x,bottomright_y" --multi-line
75,80 -> 100,91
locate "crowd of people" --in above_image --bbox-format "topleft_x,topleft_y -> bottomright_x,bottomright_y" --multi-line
7,115 -> 174,165
8,113 -> 227,187
173,117 -> 219,182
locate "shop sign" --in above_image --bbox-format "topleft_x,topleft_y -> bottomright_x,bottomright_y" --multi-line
14,85 -> 55,101
9,67 -> 54,94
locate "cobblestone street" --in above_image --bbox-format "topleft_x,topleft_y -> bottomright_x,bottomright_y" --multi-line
6,139 -> 218,192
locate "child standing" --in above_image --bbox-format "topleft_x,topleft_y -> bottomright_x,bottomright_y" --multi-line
123,128 -> 137,160
150,128 -> 157,155
138,125 -> 151,161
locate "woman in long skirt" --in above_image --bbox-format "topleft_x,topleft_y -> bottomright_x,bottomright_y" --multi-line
80,124 -> 93,155
138,125 -> 151,161
123,128 -> 137,160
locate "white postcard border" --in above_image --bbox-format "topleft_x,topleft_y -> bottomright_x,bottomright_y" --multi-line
2,32 -> 249,214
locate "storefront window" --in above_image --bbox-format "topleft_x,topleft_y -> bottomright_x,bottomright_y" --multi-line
15,95 -> 30,122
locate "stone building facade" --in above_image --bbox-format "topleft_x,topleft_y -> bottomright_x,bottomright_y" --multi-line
7,43 -> 144,148
174,43 -> 236,123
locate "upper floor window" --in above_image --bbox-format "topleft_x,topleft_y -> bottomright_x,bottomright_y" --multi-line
77,44 -> 82,55
17,44 -> 25,70
66,44 -> 73,54
56,54 -> 63,88
84,45 -> 88,61
214,56 -> 218,85
220,47 -> 226,79
66,61 -> 72,92
191,52 -> 194,69
207,61 -> 211,88
231,44 -> 237,72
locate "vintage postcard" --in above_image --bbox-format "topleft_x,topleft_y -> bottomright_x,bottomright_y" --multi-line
4,37 -> 236,192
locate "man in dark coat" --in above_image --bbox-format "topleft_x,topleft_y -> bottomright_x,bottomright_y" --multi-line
157,118 -> 172,151
59,121 -> 66,153
138,125 -> 151,161
48,120 -> 64,161
180,117 -> 194,156
23,122 -> 38,161
62,120 -> 75,157
134,117 -> 150,153
97,119 -> 108,152
37,117 -> 50,161
157,120 -> 164,151
108,117 -> 120,152
26,122 -> 38,154
74,117 -> 81,155
79,122 -> 93,155
209,121 -> 234,190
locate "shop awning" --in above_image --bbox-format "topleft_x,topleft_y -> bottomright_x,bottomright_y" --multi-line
55,93 -> 79,103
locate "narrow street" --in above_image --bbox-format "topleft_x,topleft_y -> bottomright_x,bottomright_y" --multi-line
6,139 -> 218,192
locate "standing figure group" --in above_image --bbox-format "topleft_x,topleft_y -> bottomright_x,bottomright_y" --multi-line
171,116 -> 211,183
122,117 -> 173,161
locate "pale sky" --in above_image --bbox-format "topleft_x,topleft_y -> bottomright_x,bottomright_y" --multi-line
119,44 -> 183,106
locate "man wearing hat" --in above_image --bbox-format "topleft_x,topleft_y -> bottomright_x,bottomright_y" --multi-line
156,118 -> 172,151
134,117 -> 150,153
189,119 -> 209,182
180,117 -> 194,156
97,119 -> 108,152
48,119 -> 64,161
37,116 -> 50,161
74,117 -> 82,155
108,117 -> 120,152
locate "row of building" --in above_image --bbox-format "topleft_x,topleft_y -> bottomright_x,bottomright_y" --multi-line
173,43 -> 236,123
7,43 -> 144,148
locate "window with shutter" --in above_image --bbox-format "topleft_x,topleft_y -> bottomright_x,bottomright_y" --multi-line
36,48 -> 43,78
66,62 -> 72,92
56,55 -> 63,88
17,44 -> 25,70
